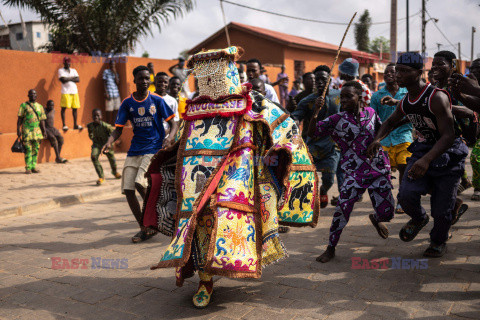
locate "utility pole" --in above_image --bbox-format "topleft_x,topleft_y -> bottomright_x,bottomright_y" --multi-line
436,43 -> 442,51
472,26 -> 476,63
390,0 -> 397,62
421,0 -> 426,56
380,41 -> 383,60
406,0 -> 409,51
458,42 -> 461,62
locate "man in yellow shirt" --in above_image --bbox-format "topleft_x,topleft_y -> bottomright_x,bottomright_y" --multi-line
147,62 -> 156,93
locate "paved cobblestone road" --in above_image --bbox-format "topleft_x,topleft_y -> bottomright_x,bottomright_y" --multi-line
0,164 -> 479,319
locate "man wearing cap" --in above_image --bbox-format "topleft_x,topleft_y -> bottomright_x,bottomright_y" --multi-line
58,57 -> 82,131
367,52 -> 468,258
338,57 -> 372,107
169,57 -> 191,97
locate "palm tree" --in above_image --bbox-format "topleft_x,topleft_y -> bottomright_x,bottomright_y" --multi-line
3,0 -> 195,53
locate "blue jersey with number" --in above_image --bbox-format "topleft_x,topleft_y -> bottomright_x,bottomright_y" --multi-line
116,92 -> 174,156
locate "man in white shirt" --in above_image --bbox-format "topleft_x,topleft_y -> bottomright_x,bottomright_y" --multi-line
246,59 -> 280,104
58,57 -> 82,130
154,72 -> 179,137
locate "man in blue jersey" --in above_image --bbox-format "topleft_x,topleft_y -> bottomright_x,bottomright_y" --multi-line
102,65 -> 178,243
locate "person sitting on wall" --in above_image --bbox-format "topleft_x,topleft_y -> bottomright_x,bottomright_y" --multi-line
44,100 -> 68,164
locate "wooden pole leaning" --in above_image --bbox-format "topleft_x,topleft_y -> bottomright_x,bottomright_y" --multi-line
314,11 -> 357,118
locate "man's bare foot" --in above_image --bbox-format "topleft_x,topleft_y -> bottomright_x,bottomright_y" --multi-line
316,245 -> 335,263
369,214 -> 389,239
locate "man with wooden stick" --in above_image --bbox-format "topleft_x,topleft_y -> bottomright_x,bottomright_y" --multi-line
292,65 -> 341,209
309,81 -> 394,263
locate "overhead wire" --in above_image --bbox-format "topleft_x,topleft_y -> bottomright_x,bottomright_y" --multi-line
221,0 -> 421,26
425,9 -> 470,60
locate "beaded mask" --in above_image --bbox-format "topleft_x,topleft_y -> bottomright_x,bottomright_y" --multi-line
187,46 -> 244,99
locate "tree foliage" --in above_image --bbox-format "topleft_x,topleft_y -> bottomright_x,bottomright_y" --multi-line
369,36 -> 390,54
3,0 -> 195,54
354,9 -> 371,52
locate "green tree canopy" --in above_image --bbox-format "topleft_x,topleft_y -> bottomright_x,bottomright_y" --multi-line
369,36 -> 390,54
354,9 -> 371,52
3,0 -> 195,54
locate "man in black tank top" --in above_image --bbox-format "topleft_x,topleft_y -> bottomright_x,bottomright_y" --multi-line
367,52 -> 468,258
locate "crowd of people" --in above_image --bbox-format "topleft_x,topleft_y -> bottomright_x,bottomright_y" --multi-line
15,47 -> 480,307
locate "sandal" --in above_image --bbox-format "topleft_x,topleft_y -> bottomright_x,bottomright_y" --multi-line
278,226 -> 290,233
320,194 -> 328,209
423,242 -> 447,258
451,203 -> 468,225
330,196 -> 339,206
145,227 -> 158,237
369,214 -> 389,239
395,203 -> 405,214
131,230 -> 156,243
471,190 -> 480,201
399,215 -> 430,242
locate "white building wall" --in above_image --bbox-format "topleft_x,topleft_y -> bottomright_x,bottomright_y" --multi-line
31,23 -> 50,52
6,22 -> 50,52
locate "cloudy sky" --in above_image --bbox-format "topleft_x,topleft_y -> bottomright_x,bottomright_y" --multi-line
1,0 -> 479,61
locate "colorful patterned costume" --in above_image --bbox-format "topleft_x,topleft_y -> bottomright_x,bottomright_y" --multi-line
314,107 -> 395,247
18,101 -> 47,171
143,47 -> 318,307
472,139 -> 480,191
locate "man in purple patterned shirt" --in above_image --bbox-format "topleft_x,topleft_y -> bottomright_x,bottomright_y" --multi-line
309,81 -> 395,263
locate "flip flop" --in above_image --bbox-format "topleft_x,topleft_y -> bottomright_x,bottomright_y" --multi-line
399,215 -> 430,242
451,204 -> 468,225
423,242 -> 446,258
369,214 -> 389,239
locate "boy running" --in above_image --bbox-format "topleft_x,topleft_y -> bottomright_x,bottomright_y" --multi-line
309,81 -> 395,263
87,109 -> 121,185
102,65 -> 178,243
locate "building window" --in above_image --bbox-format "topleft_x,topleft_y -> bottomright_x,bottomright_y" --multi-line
16,33 -> 23,41
294,60 -> 305,81
48,33 -> 52,41
36,32 -> 41,38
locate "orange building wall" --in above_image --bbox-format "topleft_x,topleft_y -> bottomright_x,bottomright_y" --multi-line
0,49 -> 184,169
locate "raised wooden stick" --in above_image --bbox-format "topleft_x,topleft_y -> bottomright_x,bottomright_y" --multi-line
314,12 -> 357,118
